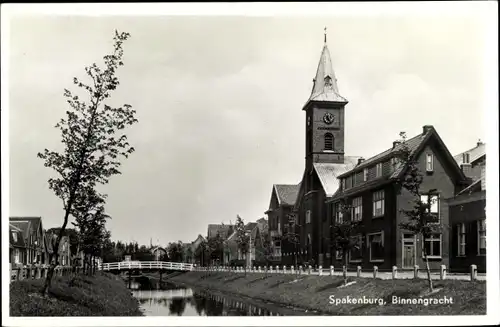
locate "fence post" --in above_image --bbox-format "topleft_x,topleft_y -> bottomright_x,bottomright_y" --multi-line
392,266 -> 398,279
470,264 -> 477,281
373,266 -> 378,279
330,265 -> 334,276
283,266 -> 287,274
414,265 -> 419,279
258,266 -> 261,273
299,265 -> 303,275
342,265 -> 347,277
276,265 -> 280,274
357,266 -> 361,278
319,265 -> 323,276
308,265 -> 312,275
440,265 -> 447,280
269,266 -> 273,274
291,266 -> 295,274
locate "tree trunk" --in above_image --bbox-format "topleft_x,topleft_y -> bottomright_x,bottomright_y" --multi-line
41,252 -> 58,296
423,248 -> 434,292
343,252 -> 348,286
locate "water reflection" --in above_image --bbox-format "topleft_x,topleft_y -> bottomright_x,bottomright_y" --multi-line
131,280 -> 279,316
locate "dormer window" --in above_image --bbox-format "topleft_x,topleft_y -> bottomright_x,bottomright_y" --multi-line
12,232 -> 17,242
324,75 -> 332,86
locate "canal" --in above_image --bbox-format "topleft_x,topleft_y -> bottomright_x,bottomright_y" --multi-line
129,276 -> 312,316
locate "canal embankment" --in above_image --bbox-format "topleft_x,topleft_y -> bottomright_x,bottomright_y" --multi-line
10,272 -> 143,316
169,271 -> 486,315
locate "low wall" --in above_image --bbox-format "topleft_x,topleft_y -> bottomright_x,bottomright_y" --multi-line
9,265 -> 82,282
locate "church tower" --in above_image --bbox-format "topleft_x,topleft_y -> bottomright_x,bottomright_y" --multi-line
303,29 -> 348,172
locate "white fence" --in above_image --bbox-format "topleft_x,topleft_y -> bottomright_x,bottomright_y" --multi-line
99,261 -> 194,271
194,264 -> 485,281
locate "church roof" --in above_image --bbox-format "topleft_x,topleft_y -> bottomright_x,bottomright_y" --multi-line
303,32 -> 347,110
274,184 -> 300,206
313,156 -> 361,197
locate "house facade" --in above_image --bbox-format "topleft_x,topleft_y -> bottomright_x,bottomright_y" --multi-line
448,144 -> 486,273
9,217 -> 46,265
45,231 -> 72,266
265,184 -> 300,265
10,224 -> 26,266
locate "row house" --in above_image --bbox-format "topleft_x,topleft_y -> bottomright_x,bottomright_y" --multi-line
9,216 -> 73,267
328,126 -> 469,270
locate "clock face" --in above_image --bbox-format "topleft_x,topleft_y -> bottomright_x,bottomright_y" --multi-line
323,112 -> 335,125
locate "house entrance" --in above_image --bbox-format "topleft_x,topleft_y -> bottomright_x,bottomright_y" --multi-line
402,234 -> 416,269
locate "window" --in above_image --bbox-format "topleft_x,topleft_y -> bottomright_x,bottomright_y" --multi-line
426,153 -> 434,172
306,210 -> 311,224
363,168 -> 369,182
375,163 -> 383,177
463,152 -> 470,164
307,116 -> 311,127
368,232 -> 384,262
390,157 -> 398,172
277,219 -> 281,234
349,235 -> 363,262
457,223 -> 466,256
12,232 -> 17,243
14,248 -> 20,264
341,179 -> 345,190
335,250 -> 342,260
372,190 -> 385,217
324,133 -> 334,151
424,234 -> 442,258
477,220 -> 486,255
334,203 -> 343,224
420,194 -> 439,223
352,197 -> 363,221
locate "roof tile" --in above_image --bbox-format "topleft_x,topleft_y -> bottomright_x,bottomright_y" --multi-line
274,184 -> 300,206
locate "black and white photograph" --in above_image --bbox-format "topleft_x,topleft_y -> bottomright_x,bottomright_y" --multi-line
1,2 -> 498,326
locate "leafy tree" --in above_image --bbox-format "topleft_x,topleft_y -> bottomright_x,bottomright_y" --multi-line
37,30 -> 137,295
194,240 -> 209,266
234,215 -> 250,275
282,213 -> 303,269
167,241 -> 184,262
331,198 -> 363,286
394,131 -> 441,293
207,232 -> 224,265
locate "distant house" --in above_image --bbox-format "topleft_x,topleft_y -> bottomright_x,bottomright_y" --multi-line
207,224 -> 233,240
224,222 -> 266,267
45,231 -> 72,266
150,246 -> 167,260
188,234 -> 206,264
9,217 -> 46,265
453,140 -> 486,181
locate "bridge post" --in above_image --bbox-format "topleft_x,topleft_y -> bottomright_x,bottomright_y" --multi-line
128,269 -> 131,289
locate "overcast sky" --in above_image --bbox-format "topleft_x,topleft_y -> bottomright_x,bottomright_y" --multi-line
6,6 -> 494,246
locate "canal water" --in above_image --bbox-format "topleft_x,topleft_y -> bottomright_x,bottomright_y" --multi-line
130,278 -> 292,316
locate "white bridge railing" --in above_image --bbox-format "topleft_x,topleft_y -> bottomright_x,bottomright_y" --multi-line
99,261 -> 194,271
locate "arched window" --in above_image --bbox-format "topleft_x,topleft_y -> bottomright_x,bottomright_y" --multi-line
324,133 -> 334,151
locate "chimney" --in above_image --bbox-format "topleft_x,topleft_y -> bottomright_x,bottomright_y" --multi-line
393,141 -> 401,149
357,158 -> 365,165
477,139 -> 484,147
423,125 -> 433,134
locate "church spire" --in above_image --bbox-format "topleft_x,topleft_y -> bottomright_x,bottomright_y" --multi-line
303,29 -> 347,110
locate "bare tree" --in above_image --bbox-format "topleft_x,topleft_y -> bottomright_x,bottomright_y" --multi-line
37,30 -> 137,295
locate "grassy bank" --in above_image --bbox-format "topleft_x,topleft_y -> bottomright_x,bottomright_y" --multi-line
10,272 -> 143,316
170,271 -> 486,315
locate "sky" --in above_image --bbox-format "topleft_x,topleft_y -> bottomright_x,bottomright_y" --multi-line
5,5 -> 494,247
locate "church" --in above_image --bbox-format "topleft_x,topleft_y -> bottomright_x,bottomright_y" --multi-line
266,31 -> 482,271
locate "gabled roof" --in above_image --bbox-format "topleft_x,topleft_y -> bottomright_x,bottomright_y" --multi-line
9,217 -> 42,241
207,224 -> 233,239
313,156 -> 361,197
337,132 -> 428,178
303,36 -> 347,110
454,141 -> 486,166
274,184 -> 300,206
331,126 -> 468,201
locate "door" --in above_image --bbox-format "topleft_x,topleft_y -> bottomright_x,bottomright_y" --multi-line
402,234 -> 416,268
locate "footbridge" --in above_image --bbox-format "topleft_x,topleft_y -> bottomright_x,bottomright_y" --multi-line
100,261 -> 194,272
